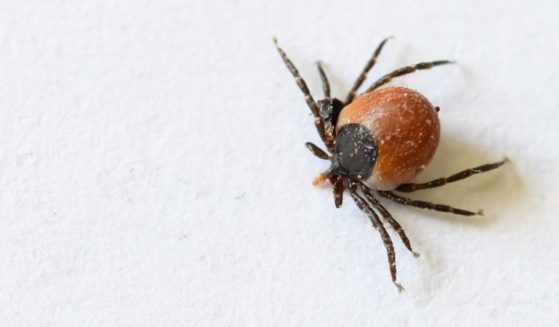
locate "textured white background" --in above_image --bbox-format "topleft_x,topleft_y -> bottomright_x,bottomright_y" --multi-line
0,0 -> 558,326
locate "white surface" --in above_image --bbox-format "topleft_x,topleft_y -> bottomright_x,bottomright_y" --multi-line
0,0 -> 558,326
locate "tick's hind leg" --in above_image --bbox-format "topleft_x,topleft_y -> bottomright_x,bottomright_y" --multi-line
348,180 -> 403,292
396,159 -> 508,193
345,37 -> 392,105
377,191 -> 482,216
363,60 -> 454,94
360,183 -> 419,257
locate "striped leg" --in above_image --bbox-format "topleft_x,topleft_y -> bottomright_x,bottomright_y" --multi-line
348,180 -> 403,292
377,191 -> 482,216
316,61 -> 331,98
333,175 -> 344,208
305,142 -> 330,160
274,38 -> 330,148
396,159 -> 508,193
360,183 -> 419,257
344,37 -> 392,105
363,60 -> 454,94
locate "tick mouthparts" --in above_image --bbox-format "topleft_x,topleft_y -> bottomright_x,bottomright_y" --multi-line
312,171 -> 331,186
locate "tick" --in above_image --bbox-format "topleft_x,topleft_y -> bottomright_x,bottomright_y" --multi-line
274,37 -> 507,291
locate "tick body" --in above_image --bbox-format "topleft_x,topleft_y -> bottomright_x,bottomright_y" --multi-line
274,37 -> 507,291
337,87 -> 440,190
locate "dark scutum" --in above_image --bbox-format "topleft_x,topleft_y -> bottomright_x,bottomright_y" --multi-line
332,124 -> 378,180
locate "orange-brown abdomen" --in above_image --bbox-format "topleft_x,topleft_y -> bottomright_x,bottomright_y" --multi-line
337,87 -> 440,190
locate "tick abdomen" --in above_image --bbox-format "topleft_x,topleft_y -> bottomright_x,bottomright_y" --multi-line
337,87 -> 441,190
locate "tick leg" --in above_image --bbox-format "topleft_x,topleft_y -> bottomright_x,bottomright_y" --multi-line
360,183 -> 419,257
348,180 -> 403,292
344,37 -> 392,105
363,60 -> 454,94
316,61 -> 331,98
274,38 -> 330,148
396,159 -> 508,193
305,142 -> 330,160
333,176 -> 344,208
377,191 -> 481,216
